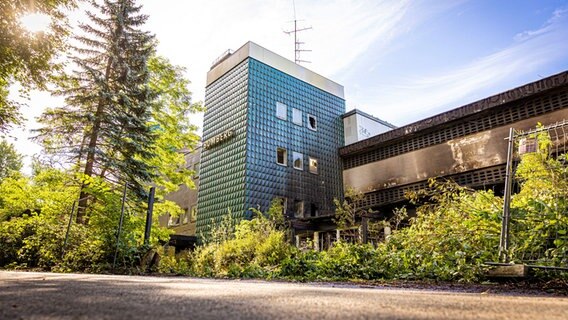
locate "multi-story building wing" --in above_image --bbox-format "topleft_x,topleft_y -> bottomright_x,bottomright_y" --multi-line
197,42 -> 346,236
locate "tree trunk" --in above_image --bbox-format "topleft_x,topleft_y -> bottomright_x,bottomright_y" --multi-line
76,55 -> 114,223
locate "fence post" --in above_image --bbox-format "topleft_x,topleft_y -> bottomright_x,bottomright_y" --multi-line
61,201 -> 77,258
499,128 -> 515,262
360,216 -> 368,244
143,187 -> 155,245
113,182 -> 128,269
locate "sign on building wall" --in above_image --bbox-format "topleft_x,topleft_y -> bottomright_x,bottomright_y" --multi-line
203,129 -> 235,150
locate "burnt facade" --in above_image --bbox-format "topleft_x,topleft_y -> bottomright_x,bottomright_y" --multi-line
340,71 -> 568,211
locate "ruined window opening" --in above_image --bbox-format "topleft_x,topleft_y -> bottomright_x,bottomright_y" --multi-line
277,148 -> 287,166
309,157 -> 318,174
308,114 -> 317,131
293,152 -> 303,170
294,200 -> 304,218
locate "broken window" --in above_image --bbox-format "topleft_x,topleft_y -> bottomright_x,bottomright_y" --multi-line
307,114 -> 317,131
277,148 -> 287,166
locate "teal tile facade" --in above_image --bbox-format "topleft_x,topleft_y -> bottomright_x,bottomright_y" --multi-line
197,55 -> 345,237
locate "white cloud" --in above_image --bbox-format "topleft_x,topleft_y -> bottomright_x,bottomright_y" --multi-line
360,5 -> 568,125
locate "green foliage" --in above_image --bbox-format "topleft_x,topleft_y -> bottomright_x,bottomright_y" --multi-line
189,200 -> 294,278
279,242 -> 387,281
146,55 -> 203,196
0,167 -> 171,272
333,188 -> 373,242
0,0 -> 76,132
383,180 -> 502,281
0,140 -> 23,180
34,0 -> 158,219
509,130 -> 568,265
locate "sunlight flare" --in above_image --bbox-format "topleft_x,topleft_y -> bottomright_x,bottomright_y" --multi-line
19,12 -> 51,33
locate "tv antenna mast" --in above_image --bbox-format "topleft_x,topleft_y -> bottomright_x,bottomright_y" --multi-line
284,0 -> 312,64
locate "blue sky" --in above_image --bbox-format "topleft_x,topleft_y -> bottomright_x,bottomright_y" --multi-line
9,0 -> 568,169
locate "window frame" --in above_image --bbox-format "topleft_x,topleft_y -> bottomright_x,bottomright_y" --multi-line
294,200 -> 304,218
276,147 -> 287,166
292,108 -> 302,126
276,102 -> 287,120
292,152 -> 303,170
182,208 -> 189,224
307,114 -> 317,131
168,214 -> 180,227
308,157 -> 318,174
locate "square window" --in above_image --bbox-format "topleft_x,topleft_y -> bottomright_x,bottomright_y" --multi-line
307,114 -> 317,131
276,102 -> 287,120
292,108 -> 302,125
293,152 -> 303,170
277,148 -> 287,166
310,203 -> 319,217
309,157 -> 318,174
294,200 -> 304,218
182,208 -> 189,224
168,214 -> 180,226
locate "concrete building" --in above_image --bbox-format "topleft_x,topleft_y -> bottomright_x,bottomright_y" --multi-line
160,41 -> 568,248
196,42 -> 346,236
343,109 -> 396,145
340,71 -> 568,213
158,147 -> 201,237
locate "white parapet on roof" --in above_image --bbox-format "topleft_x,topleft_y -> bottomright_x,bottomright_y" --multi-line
206,41 -> 344,100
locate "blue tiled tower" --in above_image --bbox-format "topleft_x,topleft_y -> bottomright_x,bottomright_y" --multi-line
197,42 -> 345,237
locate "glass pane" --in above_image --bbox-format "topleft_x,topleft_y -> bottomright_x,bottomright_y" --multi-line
292,108 -> 302,125
293,152 -> 303,170
309,157 -> 318,174
276,102 -> 287,120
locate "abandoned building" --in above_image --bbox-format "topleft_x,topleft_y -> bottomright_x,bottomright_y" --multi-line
159,41 -> 568,248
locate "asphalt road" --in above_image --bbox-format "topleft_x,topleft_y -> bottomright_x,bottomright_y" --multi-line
1,271 -> 567,320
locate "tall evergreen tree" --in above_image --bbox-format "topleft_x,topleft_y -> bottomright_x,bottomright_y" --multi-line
35,0 -> 156,222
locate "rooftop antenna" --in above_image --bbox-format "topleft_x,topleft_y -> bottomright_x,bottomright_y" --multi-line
284,0 -> 312,64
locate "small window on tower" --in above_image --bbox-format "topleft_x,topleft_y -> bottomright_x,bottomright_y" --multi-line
277,148 -> 287,166
182,208 -> 189,224
309,157 -> 318,174
292,108 -> 302,125
293,152 -> 303,170
294,200 -> 304,218
276,102 -> 287,120
168,214 -> 180,226
308,114 -> 317,131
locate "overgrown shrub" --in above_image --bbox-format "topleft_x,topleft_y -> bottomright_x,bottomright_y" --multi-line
0,168 -> 171,273
381,181 -> 502,281
190,199 -> 293,278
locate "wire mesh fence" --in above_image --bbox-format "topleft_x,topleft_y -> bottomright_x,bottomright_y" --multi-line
500,120 -> 568,267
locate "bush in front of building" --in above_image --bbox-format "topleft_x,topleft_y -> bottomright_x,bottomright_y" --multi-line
189,200 -> 293,278
0,168 -> 172,273
377,181 -> 502,282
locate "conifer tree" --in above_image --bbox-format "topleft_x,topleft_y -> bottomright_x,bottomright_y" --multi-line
35,0 -> 156,222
